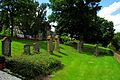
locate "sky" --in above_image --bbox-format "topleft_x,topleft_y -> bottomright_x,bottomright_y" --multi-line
37,0 -> 120,32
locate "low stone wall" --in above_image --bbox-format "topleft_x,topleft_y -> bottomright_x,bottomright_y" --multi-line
114,52 -> 120,63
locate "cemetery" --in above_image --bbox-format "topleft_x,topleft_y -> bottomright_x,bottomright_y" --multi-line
0,0 -> 120,80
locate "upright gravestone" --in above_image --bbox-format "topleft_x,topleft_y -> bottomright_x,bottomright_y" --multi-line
47,35 -> 53,54
2,37 -> 11,56
54,35 -> 60,52
77,41 -> 80,52
33,42 -> 40,54
94,44 -> 99,56
24,44 -> 30,54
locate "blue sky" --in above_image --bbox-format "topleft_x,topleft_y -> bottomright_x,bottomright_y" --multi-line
37,0 -> 120,32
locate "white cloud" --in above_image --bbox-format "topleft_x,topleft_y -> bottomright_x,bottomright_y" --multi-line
98,2 -> 120,32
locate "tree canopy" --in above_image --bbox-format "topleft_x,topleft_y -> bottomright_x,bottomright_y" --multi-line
49,0 -> 101,39
49,0 -> 115,46
0,0 -> 50,37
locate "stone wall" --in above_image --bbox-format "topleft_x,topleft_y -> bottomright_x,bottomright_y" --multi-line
114,52 -> 120,63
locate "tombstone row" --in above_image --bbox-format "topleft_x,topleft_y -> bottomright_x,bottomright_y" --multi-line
1,35 -> 60,57
24,42 -> 40,55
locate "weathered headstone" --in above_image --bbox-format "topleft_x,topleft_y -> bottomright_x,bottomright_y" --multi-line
94,44 -> 99,56
33,42 -> 40,53
54,35 -> 60,52
47,35 -> 53,54
2,37 -> 11,56
77,42 -> 80,52
24,44 -> 30,54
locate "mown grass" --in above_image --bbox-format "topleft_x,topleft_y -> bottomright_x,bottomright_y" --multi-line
0,39 -> 47,57
51,44 -> 120,80
0,39 -> 120,80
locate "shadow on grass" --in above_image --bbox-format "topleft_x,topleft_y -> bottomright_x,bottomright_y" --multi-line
67,43 -> 114,57
59,51 -> 68,56
52,53 -> 62,58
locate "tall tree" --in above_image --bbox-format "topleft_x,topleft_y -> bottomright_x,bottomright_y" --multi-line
0,0 -> 16,37
0,0 -> 49,37
49,0 -> 101,40
84,17 -> 115,47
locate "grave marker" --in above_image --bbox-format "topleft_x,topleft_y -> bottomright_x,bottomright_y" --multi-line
54,35 -> 60,52
24,44 -> 30,54
47,35 -> 53,54
33,42 -> 40,53
2,37 -> 11,56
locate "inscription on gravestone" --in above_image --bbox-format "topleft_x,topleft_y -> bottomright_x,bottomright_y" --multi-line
2,37 -> 11,56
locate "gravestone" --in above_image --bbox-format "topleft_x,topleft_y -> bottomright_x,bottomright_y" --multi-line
77,42 -> 80,52
24,44 -> 30,54
94,44 -> 99,56
47,35 -> 53,54
33,42 -> 40,53
2,37 -> 11,56
54,35 -> 60,52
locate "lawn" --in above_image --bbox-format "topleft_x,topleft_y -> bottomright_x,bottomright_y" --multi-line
0,39 -> 120,80
51,44 -> 120,80
0,39 -> 48,57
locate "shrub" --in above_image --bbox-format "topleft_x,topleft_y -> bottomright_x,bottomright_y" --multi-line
111,32 -> 120,51
6,54 -> 62,79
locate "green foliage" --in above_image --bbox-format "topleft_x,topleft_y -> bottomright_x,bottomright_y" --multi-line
84,17 -> 115,47
0,0 -> 49,36
60,35 -> 71,44
112,32 -> 120,51
0,27 -> 11,36
6,54 -> 62,79
49,0 -> 101,40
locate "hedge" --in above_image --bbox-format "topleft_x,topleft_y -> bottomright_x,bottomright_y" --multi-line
6,54 -> 62,80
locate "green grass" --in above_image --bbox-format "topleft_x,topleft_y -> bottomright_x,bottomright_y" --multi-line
0,39 -> 48,57
51,44 -> 120,80
0,39 -> 120,80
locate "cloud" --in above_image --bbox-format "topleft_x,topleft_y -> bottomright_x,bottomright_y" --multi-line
98,2 -> 120,32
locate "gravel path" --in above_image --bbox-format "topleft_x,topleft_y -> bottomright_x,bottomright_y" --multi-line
0,70 -> 21,80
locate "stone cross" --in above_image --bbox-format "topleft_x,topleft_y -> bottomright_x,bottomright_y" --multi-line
2,37 -> 11,56
33,42 -> 40,54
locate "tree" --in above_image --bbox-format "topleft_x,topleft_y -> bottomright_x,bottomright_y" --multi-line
49,0 -> 101,40
84,17 -> 115,47
112,32 -> 120,51
0,0 -> 49,37
0,0 -> 16,37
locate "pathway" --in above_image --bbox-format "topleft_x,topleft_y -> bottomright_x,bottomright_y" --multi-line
0,70 -> 21,80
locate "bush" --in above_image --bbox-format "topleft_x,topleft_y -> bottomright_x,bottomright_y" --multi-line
111,32 -> 120,51
6,54 -> 62,79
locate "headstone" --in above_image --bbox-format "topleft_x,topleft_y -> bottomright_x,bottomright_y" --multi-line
77,42 -> 80,52
54,35 -> 60,52
94,44 -> 99,56
47,35 -> 53,54
24,44 -> 30,54
2,37 -> 11,56
80,40 -> 84,51
33,42 -> 40,53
